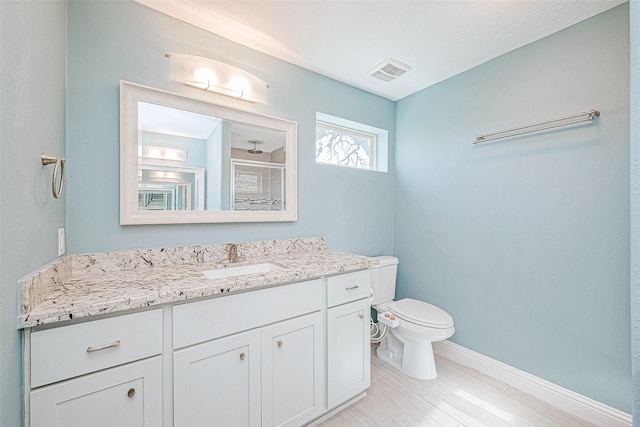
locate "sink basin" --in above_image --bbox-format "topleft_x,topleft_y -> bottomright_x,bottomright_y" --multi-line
202,263 -> 283,280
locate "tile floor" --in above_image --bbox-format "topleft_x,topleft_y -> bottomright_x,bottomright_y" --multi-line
320,345 -> 596,427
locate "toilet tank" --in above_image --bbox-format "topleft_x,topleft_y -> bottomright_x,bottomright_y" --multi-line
370,256 -> 399,306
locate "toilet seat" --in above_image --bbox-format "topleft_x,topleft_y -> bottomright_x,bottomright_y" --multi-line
389,298 -> 454,329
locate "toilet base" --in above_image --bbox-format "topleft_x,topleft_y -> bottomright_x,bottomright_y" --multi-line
376,332 -> 438,380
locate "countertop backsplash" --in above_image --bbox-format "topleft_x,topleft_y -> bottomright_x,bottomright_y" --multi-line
71,236 -> 328,275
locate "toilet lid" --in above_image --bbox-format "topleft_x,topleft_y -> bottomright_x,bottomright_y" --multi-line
388,298 -> 454,329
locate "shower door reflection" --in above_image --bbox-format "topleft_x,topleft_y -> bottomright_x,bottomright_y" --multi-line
231,160 -> 285,211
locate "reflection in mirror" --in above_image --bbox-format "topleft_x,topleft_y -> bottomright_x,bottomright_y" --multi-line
120,81 -> 297,224
138,165 -> 204,210
137,102 -> 286,212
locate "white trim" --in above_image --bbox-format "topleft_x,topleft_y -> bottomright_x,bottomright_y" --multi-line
306,392 -> 367,426
433,340 -> 632,427
23,329 -> 31,427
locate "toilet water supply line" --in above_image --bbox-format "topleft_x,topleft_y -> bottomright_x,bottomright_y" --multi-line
370,319 -> 388,343
370,288 -> 389,343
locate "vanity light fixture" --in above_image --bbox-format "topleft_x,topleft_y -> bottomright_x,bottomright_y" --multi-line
139,145 -> 187,162
149,171 -> 180,180
166,53 -> 268,105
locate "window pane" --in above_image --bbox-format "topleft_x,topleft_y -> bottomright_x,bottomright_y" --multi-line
316,122 -> 375,170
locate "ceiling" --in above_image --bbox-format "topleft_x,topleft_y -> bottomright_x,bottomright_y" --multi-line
136,0 -> 626,101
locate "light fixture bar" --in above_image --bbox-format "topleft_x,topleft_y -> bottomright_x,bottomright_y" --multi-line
139,145 -> 187,162
166,53 -> 268,105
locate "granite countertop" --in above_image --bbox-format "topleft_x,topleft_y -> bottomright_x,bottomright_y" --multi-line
18,237 -> 376,329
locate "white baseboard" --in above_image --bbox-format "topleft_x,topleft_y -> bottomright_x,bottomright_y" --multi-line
433,340 -> 632,427
306,392 -> 367,426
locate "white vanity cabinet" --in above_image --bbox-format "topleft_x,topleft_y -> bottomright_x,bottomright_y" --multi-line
172,279 -> 324,427
27,309 -> 163,427
326,270 -> 371,409
24,268 -> 372,427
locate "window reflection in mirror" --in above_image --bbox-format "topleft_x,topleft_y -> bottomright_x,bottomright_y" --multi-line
120,81 -> 297,224
231,160 -> 284,211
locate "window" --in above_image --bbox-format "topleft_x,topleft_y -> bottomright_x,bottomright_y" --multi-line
234,172 -> 262,193
315,112 -> 388,172
316,121 -> 376,170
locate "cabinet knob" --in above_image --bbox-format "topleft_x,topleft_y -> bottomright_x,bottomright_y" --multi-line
359,313 -> 364,319
239,352 -> 246,361
127,388 -> 136,398
277,340 -> 283,348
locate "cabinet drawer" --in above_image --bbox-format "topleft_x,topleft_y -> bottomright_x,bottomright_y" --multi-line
173,279 -> 323,349
30,356 -> 162,427
31,309 -> 163,388
326,270 -> 371,307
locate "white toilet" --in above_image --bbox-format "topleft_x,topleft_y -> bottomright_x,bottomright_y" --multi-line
371,256 -> 455,380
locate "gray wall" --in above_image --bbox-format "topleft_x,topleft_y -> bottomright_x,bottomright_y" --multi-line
394,4 -> 630,412
65,1 -> 396,256
0,1 -> 67,426
630,1 -> 639,423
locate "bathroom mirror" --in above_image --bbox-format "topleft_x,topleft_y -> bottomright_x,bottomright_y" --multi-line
120,81 -> 297,224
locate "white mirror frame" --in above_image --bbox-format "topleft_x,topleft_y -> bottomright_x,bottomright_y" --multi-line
120,81 -> 297,224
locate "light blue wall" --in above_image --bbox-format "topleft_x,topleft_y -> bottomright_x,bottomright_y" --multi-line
140,132 -> 207,168
2,1 -> 635,423
630,1 -> 639,423
66,1 -> 396,256
0,1 -> 67,426
394,4 -> 630,412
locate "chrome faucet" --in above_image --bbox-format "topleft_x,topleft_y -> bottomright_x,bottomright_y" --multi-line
227,244 -> 240,263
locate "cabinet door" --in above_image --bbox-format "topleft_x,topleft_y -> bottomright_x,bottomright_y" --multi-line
173,329 -> 261,427
30,356 -> 162,427
261,312 -> 324,427
327,298 -> 371,408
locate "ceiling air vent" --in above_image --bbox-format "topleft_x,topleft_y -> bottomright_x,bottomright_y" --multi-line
369,59 -> 412,82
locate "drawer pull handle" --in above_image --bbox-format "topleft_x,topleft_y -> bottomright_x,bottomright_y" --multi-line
277,340 -> 283,348
239,352 -> 246,361
86,340 -> 121,353
127,388 -> 136,398
345,285 -> 359,291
